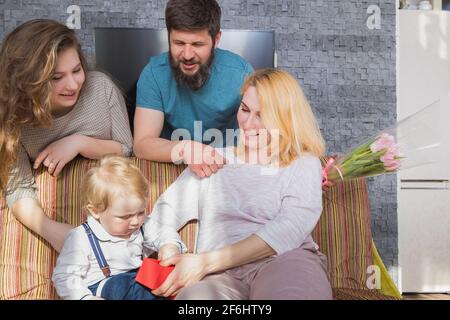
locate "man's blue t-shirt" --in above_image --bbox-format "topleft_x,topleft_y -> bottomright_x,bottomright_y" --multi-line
136,48 -> 254,145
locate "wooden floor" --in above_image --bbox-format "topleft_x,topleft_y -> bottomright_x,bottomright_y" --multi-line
402,293 -> 450,300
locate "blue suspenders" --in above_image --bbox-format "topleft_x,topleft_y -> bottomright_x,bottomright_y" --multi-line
82,222 -> 111,278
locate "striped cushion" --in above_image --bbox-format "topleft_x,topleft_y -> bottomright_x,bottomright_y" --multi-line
313,178 -> 374,290
332,288 -> 399,300
0,157 -> 383,299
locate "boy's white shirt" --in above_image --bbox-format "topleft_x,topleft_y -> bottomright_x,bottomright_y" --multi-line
52,215 -> 187,300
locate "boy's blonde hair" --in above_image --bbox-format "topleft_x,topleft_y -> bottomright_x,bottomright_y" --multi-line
83,155 -> 149,214
239,68 -> 325,167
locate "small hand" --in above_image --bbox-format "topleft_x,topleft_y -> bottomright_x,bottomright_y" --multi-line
322,155 -> 339,191
322,180 -> 335,191
33,135 -> 85,176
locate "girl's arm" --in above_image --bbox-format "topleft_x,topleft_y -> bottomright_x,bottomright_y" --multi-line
33,134 -> 123,176
76,135 -> 123,158
12,198 -> 72,252
33,75 -> 133,175
106,76 -> 133,157
78,73 -> 133,158
6,143 -> 39,208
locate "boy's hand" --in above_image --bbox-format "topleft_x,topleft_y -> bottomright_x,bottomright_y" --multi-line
158,243 -> 181,261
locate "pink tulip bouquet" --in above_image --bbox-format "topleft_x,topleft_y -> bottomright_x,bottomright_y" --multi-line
322,100 -> 444,188
322,133 -> 403,187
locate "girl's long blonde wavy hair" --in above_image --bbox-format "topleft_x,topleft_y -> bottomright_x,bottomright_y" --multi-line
0,19 -> 88,190
239,69 -> 325,167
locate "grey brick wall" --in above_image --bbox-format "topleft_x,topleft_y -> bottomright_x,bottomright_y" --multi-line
0,0 -> 398,282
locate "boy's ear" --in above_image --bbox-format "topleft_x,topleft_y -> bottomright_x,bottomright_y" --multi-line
86,204 -> 100,219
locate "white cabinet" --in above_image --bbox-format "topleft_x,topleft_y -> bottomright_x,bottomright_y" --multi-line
398,10 -> 450,293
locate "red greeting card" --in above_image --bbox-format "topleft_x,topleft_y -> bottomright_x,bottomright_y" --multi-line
136,258 -> 175,290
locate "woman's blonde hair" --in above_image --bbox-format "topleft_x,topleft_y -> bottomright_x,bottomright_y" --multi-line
83,156 -> 149,214
239,68 -> 325,167
0,19 -> 88,190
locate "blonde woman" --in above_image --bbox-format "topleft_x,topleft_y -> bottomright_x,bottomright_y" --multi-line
147,69 -> 332,300
0,19 -> 133,252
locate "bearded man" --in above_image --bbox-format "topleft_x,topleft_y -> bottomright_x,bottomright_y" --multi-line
134,0 -> 254,178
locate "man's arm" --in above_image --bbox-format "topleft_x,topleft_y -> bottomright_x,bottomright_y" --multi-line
133,107 -> 183,163
133,107 -> 226,177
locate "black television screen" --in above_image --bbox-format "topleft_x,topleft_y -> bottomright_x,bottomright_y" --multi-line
94,28 -> 275,128
444,0 -> 450,10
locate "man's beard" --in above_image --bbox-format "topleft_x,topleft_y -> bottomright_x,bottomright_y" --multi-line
170,49 -> 214,91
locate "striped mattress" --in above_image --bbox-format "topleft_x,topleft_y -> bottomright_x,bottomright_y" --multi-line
0,157 -> 397,299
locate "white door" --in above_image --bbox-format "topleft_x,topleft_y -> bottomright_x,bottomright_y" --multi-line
398,10 -> 450,293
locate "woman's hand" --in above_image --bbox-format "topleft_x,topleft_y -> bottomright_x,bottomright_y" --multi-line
152,253 -> 210,298
152,236 -> 276,298
158,243 -> 181,261
33,135 -> 85,176
174,140 -> 226,178
322,180 -> 335,191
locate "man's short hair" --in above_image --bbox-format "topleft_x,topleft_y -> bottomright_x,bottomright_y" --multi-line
165,0 -> 221,40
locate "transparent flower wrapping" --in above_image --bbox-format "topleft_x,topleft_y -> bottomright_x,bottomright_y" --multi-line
322,100 -> 444,186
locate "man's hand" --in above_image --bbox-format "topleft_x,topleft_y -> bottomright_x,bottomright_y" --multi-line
158,243 -> 181,261
33,135 -> 85,176
173,140 -> 226,178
